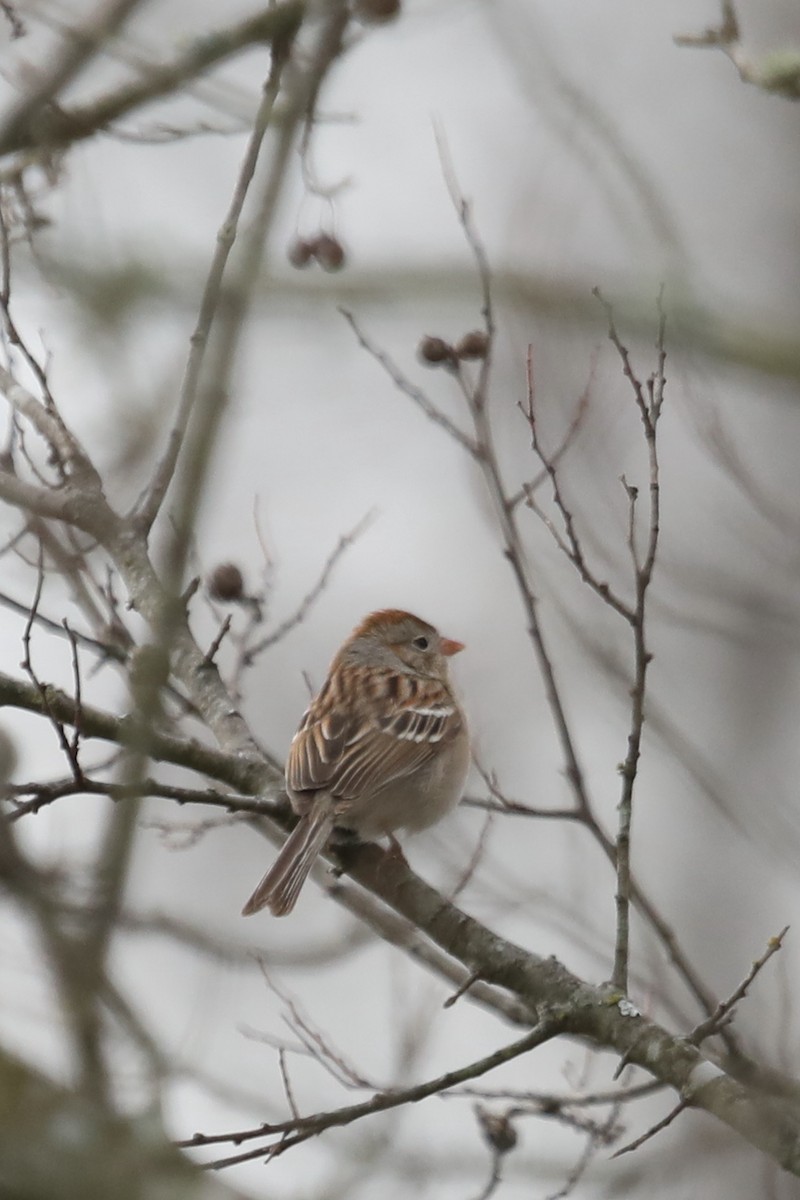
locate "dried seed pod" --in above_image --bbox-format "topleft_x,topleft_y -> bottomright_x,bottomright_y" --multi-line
288,238 -> 315,268
455,330 -> 490,360
208,562 -> 245,603
418,335 -> 456,366
475,1106 -> 518,1155
313,234 -> 346,272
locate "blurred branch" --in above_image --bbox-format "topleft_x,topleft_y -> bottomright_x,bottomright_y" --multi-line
113,904 -> 371,969
0,1044 -> 253,1200
0,667 -> 273,789
675,2 -> 800,100
0,0 -> 145,157
0,2 -> 306,158
36,254 -> 800,381
135,11 -> 304,535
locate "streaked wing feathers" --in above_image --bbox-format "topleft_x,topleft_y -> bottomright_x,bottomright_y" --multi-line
286,666 -> 461,802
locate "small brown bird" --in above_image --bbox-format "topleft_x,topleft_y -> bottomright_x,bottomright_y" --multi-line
241,609 -> 469,917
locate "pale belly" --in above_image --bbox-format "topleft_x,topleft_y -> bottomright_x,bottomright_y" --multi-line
334,730 -> 470,839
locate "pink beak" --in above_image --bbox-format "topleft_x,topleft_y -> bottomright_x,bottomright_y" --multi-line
440,637 -> 465,657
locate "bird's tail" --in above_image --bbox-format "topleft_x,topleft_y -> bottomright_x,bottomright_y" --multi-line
241,796 -> 335,917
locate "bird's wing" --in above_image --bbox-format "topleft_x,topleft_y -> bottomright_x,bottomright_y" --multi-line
286,667 -> 462,801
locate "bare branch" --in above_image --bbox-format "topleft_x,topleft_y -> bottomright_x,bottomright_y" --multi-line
508,371 -> 591,510
203,614 -> 233,666
690,927 -> 790,1045
612,1099 -> 688,1160
601,295 -> 665,995
178,1015 -> 560,1167
20,548 -> 84,783
0,464 -> 100,526
433,121 -> 494,406
7,776 -> 276,823
0,3 -> 305,156
340,308 -> 480,455
0,666 -> 276,792
450,1080 -> 662,1107
520,346 -> 632,621
135,20 -> 300,533
0,0 -> 146,156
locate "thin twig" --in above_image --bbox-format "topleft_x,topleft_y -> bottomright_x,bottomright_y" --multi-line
246,512 -> 375,660
508,370 -> 592,510
0,587 -> 125,661
594,289 -> 666,995
260,966 -> 380,1092
135,24 -> 299,534
278,1049 -> 301,1122
433,120 -> 494,407
62,620 -> 83,767
203,614 -> 232,666
0,360 -> 98,487
8,776 -> 277,822
337,180 -> 728,1031
450,1080 -> 662,1107
546,1101 -> 623,1198
690,927 -> 790,1045
340,308 -> 480,456
443,971 -> 482,1010
0,203 -> 58,414
520,347 -> 632,621
20,546 -> 83,781
611,1099 -> 688,1160
178,1015 -> 561,1167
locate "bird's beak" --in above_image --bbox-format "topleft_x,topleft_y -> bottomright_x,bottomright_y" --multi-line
440,637 -> 465,657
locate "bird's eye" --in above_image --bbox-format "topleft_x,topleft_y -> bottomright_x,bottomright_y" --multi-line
412,635 -> 430,651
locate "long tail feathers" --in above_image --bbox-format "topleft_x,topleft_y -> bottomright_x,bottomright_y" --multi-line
241,797 -> 335,917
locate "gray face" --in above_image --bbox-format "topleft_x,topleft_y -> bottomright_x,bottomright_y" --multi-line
340,615 -> 449,681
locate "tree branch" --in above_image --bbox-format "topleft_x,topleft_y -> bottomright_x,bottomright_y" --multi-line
0,2 -> 306,157
0,0 -> 145,156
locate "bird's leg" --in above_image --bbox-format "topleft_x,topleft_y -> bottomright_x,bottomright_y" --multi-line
329,825 -> 361,876
386,832 -> 408,865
